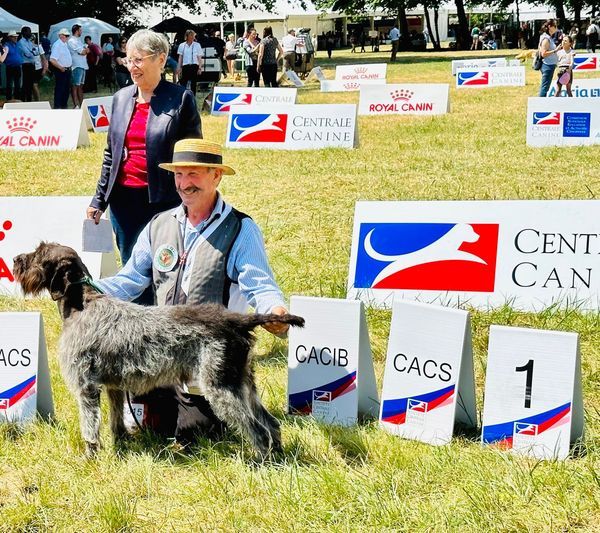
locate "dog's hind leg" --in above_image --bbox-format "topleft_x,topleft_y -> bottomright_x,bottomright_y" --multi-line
76,383 -> 102,457
107,388 -> 127,444
202,386 -> 273,457
247,382 -> 282,453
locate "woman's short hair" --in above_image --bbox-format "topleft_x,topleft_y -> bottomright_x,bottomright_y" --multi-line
228,33 -> 235,39
127,29 -> 169,57
263,26 -> 273,38
185,29 -> 196,39
540,19 -> 557,34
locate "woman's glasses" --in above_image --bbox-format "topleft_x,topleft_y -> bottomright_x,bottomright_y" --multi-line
123,53 -> 157,68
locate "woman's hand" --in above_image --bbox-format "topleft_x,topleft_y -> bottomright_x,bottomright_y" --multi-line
86,207 -> 104,224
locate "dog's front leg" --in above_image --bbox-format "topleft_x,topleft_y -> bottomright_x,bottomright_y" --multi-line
77,383 -> 102,457
107,388 -> 128,444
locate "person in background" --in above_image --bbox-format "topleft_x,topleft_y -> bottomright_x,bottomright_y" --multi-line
114,36 -> 132,88
586,18 -> 599,53
86,29 -> 201,304
538,19 -> 561,97
31,34 -> 47,101
389,25 -> 400,61
4,30 -> 23,100
569,25 -> 579,48
83,35 -> 102,93
257,26 -> 283,88
40,32 -> 51,55
281,28 -> 297,72
555,34 -> 575,97
326,32 -> 334,59
224,33 -> 238,79
0,38 -> 8,64
359,30 -> 366,52
18,26 -> 38,102
101,36 -> 115,87
177,29 -> 203,95
212,29 -> 226,78
67,24 -> 89,108
243,28 -> 261,87
49,28 -> 72,108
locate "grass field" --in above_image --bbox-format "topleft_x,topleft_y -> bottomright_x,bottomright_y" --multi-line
0,48 -> 599,531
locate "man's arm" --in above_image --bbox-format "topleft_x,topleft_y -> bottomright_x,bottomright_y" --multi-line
94,222 -> 154,300
196,44 -> 204,72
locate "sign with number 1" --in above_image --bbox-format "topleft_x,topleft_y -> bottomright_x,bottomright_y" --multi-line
481,326 -> 584,459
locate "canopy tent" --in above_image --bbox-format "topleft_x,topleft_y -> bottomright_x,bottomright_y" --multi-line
0,7 -> 38,34
49,17 -> 120,45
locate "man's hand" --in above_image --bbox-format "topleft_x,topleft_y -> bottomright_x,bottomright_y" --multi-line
86,207 -> 103,224
262,306 -> 290,335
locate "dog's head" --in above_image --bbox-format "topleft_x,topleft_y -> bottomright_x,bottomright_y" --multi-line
13,242 -> 91,300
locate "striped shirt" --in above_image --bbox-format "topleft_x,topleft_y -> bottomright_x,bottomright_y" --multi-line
95,194 -> 285,313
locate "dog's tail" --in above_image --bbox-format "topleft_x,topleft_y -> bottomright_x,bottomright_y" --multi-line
236,313 -> 305,330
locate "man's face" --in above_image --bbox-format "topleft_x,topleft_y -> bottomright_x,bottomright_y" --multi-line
174,166 -> 223,206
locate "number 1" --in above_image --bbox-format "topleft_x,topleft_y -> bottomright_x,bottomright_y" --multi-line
515,359 -> 534,408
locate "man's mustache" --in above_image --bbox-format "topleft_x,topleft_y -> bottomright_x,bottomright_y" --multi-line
177,186 -> 201,195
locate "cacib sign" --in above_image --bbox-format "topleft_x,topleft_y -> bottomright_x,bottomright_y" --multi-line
211,87 -> 297,115
347,200 -> 600,311
358,84 -> 449,116
226,104 -> 357,150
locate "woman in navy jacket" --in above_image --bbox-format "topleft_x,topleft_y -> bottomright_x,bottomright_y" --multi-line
87,29 -> 201,283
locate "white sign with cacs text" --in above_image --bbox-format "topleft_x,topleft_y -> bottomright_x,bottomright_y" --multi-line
335,63 -> 387,82
347,200 -> 600,311
0,197 -> 117,296
359,84 -> 449,116
451,57 -> 507,75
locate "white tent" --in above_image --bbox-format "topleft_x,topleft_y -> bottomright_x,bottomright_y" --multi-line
0,7 -> 39,34
49,17 -> 120,45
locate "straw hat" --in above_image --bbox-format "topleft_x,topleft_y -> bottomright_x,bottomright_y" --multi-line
159,139 -> 236,175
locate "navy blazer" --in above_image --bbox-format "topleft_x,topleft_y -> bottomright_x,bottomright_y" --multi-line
90,80 -> 202,211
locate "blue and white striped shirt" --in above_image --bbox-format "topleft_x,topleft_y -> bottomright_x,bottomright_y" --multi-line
95,194 -> 285,313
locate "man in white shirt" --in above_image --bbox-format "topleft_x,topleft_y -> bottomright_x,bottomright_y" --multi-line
586,19 -> 599,53
67,24 -> 89,108
281,29 -> 298,72
49,28 -> 73,109
389,24 -> 400,62
177,29 -> 203,95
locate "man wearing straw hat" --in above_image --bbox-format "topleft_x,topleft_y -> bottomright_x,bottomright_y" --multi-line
95,138 -> 288,441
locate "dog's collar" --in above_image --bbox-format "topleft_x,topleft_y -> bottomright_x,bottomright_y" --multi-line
71,276 -> 105,294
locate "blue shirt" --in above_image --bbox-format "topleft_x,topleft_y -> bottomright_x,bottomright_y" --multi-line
3,40 -> 23,67
95,194 -> 285,314
18,37 -> 37,64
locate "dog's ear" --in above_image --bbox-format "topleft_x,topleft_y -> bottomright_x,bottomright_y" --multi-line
49,259 -> 80,301
19,264 -> 46,296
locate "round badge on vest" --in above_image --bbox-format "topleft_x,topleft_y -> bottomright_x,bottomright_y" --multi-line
154,244 -> 179,272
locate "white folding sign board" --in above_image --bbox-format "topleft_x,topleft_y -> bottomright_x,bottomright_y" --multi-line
572,53 -> 600,71
335,63 -> 387,82
0,109 -> 89,150
347,200 -> 600,311
211,86 -> 297,115
320,79 -> 386,92
0,197 -> 117,296
0,313 -> 53,424
308,66 -> 326,82
548,77 -> 600,97
481,326 -> 583,460
456,66 -> 525,88
527,97 -> 600,147
379,301 -> 476,445
3,101 -> 52,110
82,96 -> 113,133
358,84 -> 450,116
288,296 -> 378,426
451,57 -> 507,75
226,104 -> 357,150
285,70 -> 305,87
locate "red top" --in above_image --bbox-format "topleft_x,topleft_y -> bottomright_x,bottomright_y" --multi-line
118,102 -> 150,188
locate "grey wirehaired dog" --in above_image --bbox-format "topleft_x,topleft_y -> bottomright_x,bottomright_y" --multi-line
13,242 -> 304,458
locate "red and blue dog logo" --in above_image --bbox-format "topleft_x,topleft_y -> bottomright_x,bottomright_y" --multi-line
214,92 -> 253,112
353,222 -> 499,292
573,56 -> 598,70
313,390 -> 332,402
87,105 -> 110,128
407,399 -> 428,412
229,113 -> 288,143
514,422 -> 538,436
457,71 -> 489,86
533,112 -> 561,125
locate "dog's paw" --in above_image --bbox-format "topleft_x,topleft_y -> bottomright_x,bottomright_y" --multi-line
84,441 -> 100,459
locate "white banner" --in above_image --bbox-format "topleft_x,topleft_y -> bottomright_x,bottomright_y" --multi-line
347,200 -> 600,311
527,96 -> 600,147
572,53 -> 600,71
335,63 -> 387,82
547,77 -> 600,97
226,104 -> 357,150
358,84 -> 450,116
211,87 -> 297,115
456,66 -> 525,88
0,109 -> 89,150
320,79 -> 386,92
0,197 -> 117,296
82,96 -> 113,133
379,300 -> 476,445
288,296 -> 378,426
0,313 -> 53,425
451,58 -> 507,75
3,101 -> 52,110
481,326 -> 583,460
